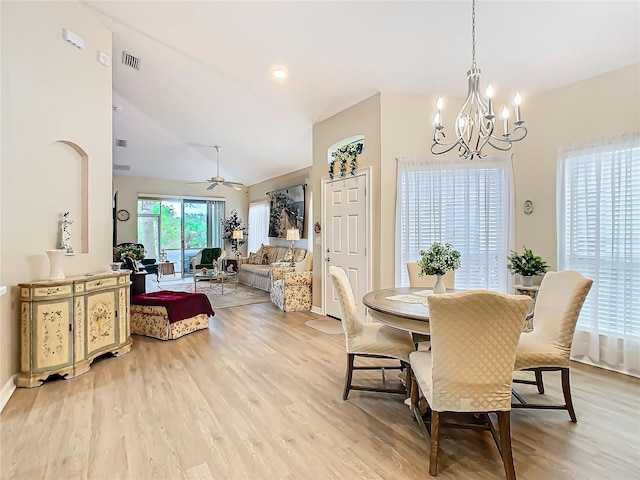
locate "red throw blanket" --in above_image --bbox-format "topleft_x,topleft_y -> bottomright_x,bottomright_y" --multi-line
131,291 -> 214,323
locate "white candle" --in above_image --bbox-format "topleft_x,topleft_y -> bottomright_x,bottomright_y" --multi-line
501,106 -> 509,134
485,84 -> 494,116
433,113 -> 440,126
514,91 -> 522,123
436,96 -> 443,122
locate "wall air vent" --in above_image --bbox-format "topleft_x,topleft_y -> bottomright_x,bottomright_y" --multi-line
122,51 -> 140,70
113,164 -> 131,171
115,139 -> 127,147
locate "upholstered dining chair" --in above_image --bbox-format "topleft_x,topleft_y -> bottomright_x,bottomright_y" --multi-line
409,290 -> 531,479
328,266 -> 416,400
406,262 -> 455,290
511,270 -> 593,422
406,262 -> 455,346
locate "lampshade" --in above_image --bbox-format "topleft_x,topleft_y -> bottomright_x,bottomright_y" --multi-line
232,230 -> 243,240
286,229 -> 300,241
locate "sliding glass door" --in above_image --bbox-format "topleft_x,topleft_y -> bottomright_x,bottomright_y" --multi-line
138,197 -> 225,277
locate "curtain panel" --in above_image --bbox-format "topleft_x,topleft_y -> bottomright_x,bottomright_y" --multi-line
558,132 -> 640,376
248,201 -> 270,254
395,154 -> 515,292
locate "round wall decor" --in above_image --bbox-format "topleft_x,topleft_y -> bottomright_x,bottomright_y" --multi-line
117,209 -> 130,221
523,200 -> 534,215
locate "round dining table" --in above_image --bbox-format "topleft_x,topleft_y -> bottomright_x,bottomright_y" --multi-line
362,287 -> 441,335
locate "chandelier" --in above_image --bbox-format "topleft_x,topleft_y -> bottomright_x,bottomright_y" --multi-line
432,0 -> 527,159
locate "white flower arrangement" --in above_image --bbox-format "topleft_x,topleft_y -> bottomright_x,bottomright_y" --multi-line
418,242 -> 461,276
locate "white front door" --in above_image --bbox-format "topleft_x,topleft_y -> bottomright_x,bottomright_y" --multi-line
323,169 -> 371,320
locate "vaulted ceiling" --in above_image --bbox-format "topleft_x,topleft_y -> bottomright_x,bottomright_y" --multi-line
83,1 -> 639,187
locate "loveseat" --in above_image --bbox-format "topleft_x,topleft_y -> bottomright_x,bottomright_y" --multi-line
238,245 -> 309,291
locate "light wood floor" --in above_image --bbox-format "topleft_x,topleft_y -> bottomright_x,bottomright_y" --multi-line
1,302 -> 639,479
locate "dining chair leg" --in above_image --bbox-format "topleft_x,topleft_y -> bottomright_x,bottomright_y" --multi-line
429,411 -> 440,476
403,362 -> 412,396
497,411 -> 516,480
343,353 -> 355,400
534,369 -> 545,394
561,368 -> 577,422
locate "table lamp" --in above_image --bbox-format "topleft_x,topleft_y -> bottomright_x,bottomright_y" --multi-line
285,228 -> 300,266
232,230 -> 243,257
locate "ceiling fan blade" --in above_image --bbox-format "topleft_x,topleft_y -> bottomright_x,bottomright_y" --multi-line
187,181 -> 214,184
206,183 -> 218,191
223,181 -> 243,190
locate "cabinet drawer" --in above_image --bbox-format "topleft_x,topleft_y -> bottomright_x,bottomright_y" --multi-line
85,277 -> 118,291
30,285 -> 73,299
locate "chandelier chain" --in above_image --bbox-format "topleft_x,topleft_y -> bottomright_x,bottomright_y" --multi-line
471,0 -> 476,68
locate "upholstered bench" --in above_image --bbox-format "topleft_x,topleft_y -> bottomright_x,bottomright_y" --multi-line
130,291 -> 214,340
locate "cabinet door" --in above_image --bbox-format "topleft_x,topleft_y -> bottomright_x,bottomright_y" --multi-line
32,298 -> 73,372
85,290 -> 118,358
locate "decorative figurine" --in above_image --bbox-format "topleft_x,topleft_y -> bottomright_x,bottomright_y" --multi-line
60,212 -> 74,255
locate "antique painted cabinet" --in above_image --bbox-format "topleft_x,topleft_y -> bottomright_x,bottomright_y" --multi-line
17,271 -> 132,387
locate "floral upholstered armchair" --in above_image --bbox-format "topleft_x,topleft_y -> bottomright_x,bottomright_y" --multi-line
270,254 -> 313,312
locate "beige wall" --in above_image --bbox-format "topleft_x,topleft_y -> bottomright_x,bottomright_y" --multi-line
311,94 -> 381,309
311,64 -> 639,310
247,167 -> 311,252
113,175 -> 249,256
513,63 -> 640,269
0,1 -> 112,387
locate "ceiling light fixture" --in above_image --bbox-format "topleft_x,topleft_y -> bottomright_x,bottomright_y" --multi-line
271,69 -> 287,79
432,0 -> 527,159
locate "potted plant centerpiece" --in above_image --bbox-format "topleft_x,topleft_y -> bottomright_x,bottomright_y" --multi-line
506,246 -> 549,287
418,242 -> 461,294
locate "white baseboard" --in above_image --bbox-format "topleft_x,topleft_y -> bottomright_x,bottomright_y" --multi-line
0,375 -> 16,413
311,305 -> 324,316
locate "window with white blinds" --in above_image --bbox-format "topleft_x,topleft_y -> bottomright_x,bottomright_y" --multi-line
395,155 -> 514,292
558,133 -> 640,375
247,201 -> 270,254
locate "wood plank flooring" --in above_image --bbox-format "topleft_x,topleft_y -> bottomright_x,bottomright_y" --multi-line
1,302 -> 639,479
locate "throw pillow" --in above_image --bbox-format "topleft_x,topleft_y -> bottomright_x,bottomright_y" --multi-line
248,252 -> 260,264
261,253 -> 270,265
295,253 -> 313,273
282,250 -> 293,263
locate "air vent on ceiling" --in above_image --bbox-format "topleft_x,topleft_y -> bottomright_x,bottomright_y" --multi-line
115,139 -> 127,147
113,164 -> 131,171
122,51 -> 140,70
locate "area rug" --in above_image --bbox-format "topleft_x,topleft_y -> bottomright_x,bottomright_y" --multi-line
305,318 -> 344,335
158,281 -> 271,309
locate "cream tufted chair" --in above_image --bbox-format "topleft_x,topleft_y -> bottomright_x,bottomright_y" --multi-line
406,263 -> 455,346
511,270 -> 592,422
328,266 -> 416,400
410,290 -> 531,479
406,262 -> 455,289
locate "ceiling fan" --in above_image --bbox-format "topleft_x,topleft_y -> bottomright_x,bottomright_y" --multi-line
188,145 -> 244,191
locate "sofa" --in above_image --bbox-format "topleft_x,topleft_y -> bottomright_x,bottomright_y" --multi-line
238,245 -> 309,291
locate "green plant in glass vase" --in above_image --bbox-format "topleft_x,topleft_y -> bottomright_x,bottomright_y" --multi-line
506,246 -> 548,286
418,242 -> 461,294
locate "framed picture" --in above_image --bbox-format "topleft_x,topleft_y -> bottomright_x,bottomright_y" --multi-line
268,184 -> 305,238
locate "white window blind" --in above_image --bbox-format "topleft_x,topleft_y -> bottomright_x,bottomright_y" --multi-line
247,201 -> 270,254
558,133 -> 640,376
395,155 -> 514,292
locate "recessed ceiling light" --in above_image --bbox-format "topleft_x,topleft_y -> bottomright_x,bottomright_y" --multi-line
271,69 -> 287,79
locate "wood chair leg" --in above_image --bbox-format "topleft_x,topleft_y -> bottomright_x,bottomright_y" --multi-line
561,368 -> 577,422
429,411 -> 440,476
497,411 -> 517,480
534,369 -> 545,394
343,354 -> 355,400
403,362 -> 412,396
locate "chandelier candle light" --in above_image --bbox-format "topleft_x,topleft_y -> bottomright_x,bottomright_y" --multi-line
432,0 -> 527,159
